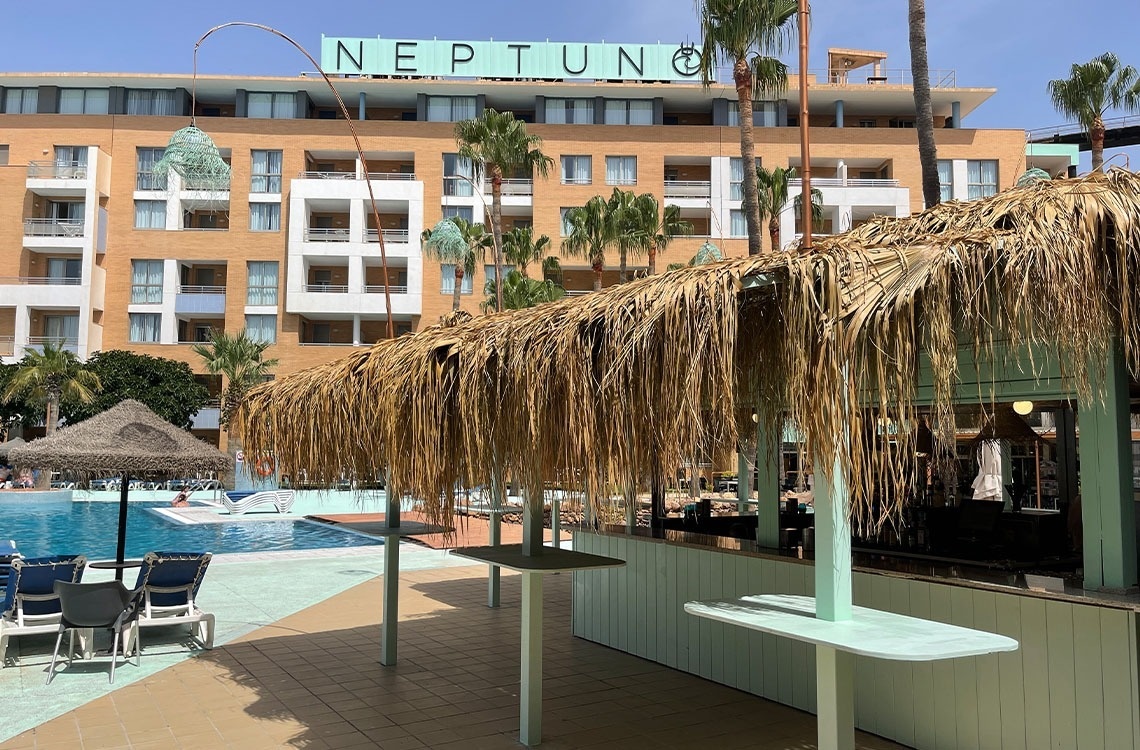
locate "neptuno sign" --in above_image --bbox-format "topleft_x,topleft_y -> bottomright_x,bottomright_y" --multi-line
321,37 -> 704,82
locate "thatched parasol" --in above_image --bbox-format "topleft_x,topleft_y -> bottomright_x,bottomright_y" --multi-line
0,436 -> 25,462
10,400 -> 229,577
234,169 -> 1140,533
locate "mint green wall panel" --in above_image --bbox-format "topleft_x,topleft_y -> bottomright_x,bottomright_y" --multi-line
950,587 -> 980,750
993,594 -> 1027,750
929,585 -> 959,749
970,591 -> 1002,749
1101,607 -> 1137,749
889,578 -> 917,748
1018,598 -> 1051,750
909,581 -> 938,750
1045,600 -> 1077,750
1071,605 -> 1105,750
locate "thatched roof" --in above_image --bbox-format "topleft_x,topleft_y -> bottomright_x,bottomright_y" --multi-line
0,437 -> 25,461
235,169 -> 1140,531
9,399 -> 229,477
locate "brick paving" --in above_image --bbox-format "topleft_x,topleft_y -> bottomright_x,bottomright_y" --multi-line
1,566 -> 908,749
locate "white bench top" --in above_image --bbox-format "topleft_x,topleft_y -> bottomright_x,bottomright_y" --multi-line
685,594 -> 1018,662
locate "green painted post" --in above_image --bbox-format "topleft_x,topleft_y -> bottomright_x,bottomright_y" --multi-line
815,453 -> 853,621
756,422 -> 780,547
1077,342 -> 1139,591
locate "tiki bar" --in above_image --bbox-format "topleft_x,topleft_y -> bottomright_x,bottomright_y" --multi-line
235,170 -> 1140,749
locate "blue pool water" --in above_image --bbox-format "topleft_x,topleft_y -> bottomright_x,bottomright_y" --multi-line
0,500 -> 382,559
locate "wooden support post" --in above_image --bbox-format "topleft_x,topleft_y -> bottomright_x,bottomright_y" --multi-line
520,572 -> 543,745
488,470 -> 503,608
756,421 -> 780,547
381,475 -> 400,665
816,646 -> 855,750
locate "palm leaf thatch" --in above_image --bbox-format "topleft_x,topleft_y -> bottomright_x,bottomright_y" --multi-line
235,170 -> 1140,534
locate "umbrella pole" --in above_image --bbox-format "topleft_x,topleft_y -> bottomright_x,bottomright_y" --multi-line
116,473 -> 129,582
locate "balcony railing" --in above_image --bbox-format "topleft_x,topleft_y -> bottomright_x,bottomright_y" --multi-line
367,172 -> 416,180
565,289 -> 594,297
26,336 -> 79,353
0,276 -> 81,286
561,177 -> 592,186
663,180 -> 712,199
23,218 -> 85,237
442,176 -> 475,196
366,228 -> 410,243
136,172 -> 168,191
483,178 -> 534,196
298,170 -> 355,180
364,284 -> 410,294
789,177 -> 900,188
305,227 -> 351,242
178,285 -> 226,295
0,337 -> 14,357
27,161 -> 88,180
182,177 -> 231,191
299,341 -> 355,346
303,284 -> 349,293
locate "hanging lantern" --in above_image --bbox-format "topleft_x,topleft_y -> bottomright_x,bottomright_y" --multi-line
691,242 -> 723,266
153,125 -> 232,211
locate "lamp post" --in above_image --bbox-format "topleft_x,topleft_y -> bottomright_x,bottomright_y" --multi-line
170,22 -> 396,339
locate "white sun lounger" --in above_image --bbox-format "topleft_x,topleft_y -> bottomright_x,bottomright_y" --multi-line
220,490 -> 295,515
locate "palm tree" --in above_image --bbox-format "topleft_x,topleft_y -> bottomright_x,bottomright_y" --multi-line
756,165 -> 823,252
634,193 -> 692,275
608,188 -> 647,283
455,109 -> 554,311
502,226 -> 552,279
561,196 -> 613,292
1048,53 -> 1140,173
909,0 -> 940,208
422,217 -> 492,312
1,342 -> 100,435
480,269 -> 567,312
191,330 -> 278,427
696,0 -> 798,256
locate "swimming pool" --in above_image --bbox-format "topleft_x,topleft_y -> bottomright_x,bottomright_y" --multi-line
0,499 -> 382,559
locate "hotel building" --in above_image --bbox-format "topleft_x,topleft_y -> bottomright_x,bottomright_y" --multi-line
0,42 -> 1077,443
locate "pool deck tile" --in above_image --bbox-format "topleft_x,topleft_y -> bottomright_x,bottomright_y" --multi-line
1,566 -> 907,750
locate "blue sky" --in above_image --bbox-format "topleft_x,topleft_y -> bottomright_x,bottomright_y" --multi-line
3,0 -> 1138,169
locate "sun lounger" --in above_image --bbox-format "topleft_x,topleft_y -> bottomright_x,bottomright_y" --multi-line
220,489 -> 295,514
130,552 -> 214,650
0,555 -> 87,665
0,541 -> 18,590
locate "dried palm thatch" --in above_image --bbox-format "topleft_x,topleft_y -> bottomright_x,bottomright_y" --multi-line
9,399 -> 230,478
0,436 -> 26,461
235,169 -> 1140,534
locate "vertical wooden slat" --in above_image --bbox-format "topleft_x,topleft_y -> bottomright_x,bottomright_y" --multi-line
789,563 -> 812,711
929,584 -> 958,750
734,554 -> 751,691
950,587 -> 980,750
886,577 -> 915,747
635,540 -> 648,658
869,575 -> 895,737
1071,605 -> 1105,750
970,591 -> 1001,750
773,560 -> 794,706
908,580 -> 937,750
748,556 -> 766,697
647,541 -> 660,659
719,553 -> 737,688
1045,600 -> 1077,750
852,573 -> 875,731
993,592 -> 1026,750
1100,608 -> 1136,750
761,558 -> 779,699
616,535 -> 629,653
1020,597 -> 1051,750
664,541 -> 679,668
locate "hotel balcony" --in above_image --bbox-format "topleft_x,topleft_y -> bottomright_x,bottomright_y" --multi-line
176,319 -> 223,345
305,226 -> 351,242
482,178 -> 534,197
664,180 -> 713,200
287,261 -> 418,318
135,171 -> 168,192
182,210 -> 229,231
0,275 -> 84,308
175,285 -> 227,316
190,403 -> 222,430
25,336 -> 79,355
663,158 -> 712,206
23,217 -> 87,251
0,335 -> 14,359
26,161 -> 91,197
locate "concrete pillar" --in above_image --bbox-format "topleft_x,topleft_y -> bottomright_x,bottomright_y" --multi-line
348,255 -> 365,294
352,315 -> 361,346
951,100 -> 961,129
358,91 -> 366,121
834,99 -> 844,128
756,422 -> 780,547
1077,342 -> 1139,591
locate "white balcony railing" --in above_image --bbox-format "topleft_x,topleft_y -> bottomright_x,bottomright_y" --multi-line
303,284 -> 350,293
364,284 -> 410,294
305,227 -> 351,242
367,172 -> 416,180
366,228 -> 410,243
789,177 -> 900,188
136,172 -> 167,191
182,177 -> 231,191
27,161 -> 88,180
23,218 -> 85,237
561,177 -> 592,186
0,336 -> 13,357
0,276 -> 82,286
663,180 -> 712,199
298,170 -> 355,180
178,285 -> 226,295
26,336 -> 79,352
483,178 -> 534,196
299,341 -> 355,346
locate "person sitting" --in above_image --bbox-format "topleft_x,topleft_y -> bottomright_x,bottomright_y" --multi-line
15,468 -> 33,489
171,488 -> 192,507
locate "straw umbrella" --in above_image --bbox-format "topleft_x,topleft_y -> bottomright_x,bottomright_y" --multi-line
9,400 -> 229,579
0,436 -> 25,462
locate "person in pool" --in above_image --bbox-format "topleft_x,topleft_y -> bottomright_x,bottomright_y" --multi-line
171,488 -> 192,507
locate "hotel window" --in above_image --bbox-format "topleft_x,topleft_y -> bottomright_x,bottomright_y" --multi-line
858,119 -> 877,128
967,160 -> 998,200
134,200 -> 166,229
426,96 -> 476,122
58,89 -> 109,115
46,258 -> 82,284
43,315 -> 79,344
560,156 -> 592,185
54,146 -> 88,174
603,99 -> 653,125
247,261 -> 279,306
730,209 -> 747,238
126,89 -> 178,116
245,314 -> 277,344
545,98 -> 595,124
247,92 -> 297,119
250,150 -> 283,193
249,203 -> 281,232
442,205 -> 474,223
0,146 -> 7,166
136,147 -> 167,190
129,314 -> 162,344
443,153 -> 475,196
937,160 -> 953,203
560,208 -> 574,236
484,264 -> 517,285
729,157 -> 761,201
131,260 -> 164,303
727,101 -> 778,127
3,88 -> 38,114
605,156 -> 637,186
440,265 -> 474,294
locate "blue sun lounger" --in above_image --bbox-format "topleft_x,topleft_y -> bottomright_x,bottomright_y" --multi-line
0,554 -> 87,665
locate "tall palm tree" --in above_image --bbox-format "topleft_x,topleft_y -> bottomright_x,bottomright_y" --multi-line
455,109 -> 554,311
1,342 -> 100,435
422,217 -> 492,312
634,193 -> 692,275
909,0 -> 940,208
1048,53 -> 1140,173
608,188 -> 648,283
502,226 -> 552,279
480,269 -> 567,312
561,196 -> 613,292
756,165 -> 823,252
191,330 -> 278,428
697,0 -> 798,256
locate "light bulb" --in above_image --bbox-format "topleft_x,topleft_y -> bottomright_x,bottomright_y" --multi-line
1012,401 -> 1034,416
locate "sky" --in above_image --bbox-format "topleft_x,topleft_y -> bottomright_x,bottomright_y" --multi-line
2,0 -> 1138,169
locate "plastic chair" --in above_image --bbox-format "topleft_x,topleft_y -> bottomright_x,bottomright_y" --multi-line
46,580 -> 141,684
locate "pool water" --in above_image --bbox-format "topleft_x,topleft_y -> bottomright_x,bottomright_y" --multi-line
0,500 -> 382,559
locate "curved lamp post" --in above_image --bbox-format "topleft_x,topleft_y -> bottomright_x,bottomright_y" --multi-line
162,21 -> 395,339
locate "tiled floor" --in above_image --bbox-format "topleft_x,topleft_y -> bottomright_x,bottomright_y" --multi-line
1,567 -> 908,749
